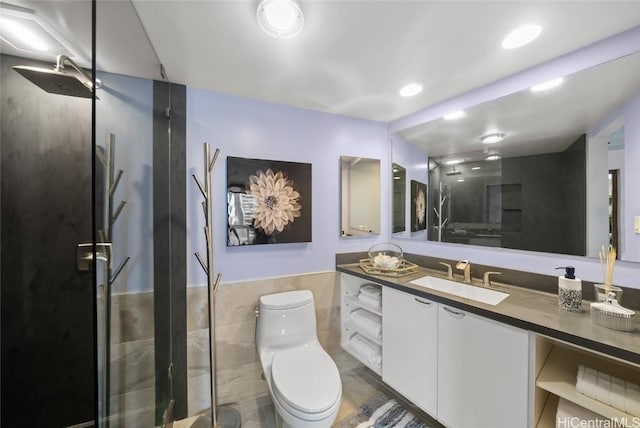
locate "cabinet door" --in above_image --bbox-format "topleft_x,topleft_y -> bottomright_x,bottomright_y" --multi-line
438,305 -> 529,428
382,287 -> 438,417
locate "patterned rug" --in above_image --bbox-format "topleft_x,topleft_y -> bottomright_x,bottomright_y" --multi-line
335,393 -> 433,428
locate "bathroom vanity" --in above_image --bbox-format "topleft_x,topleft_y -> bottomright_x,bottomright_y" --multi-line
338,263 -> 640,428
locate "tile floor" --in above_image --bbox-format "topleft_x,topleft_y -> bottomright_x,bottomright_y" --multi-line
175,348 -> 438,428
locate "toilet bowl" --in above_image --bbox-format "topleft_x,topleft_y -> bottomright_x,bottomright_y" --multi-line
256,290 -> 342,428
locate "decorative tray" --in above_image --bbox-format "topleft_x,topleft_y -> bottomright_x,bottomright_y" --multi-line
359,258 -> 419,277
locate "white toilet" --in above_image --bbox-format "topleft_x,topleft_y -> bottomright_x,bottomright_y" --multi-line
256,290 -> 342,428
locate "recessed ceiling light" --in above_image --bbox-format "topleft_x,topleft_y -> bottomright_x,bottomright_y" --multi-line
0,9 -> 72,57
443,110 -> 465,120
257,0 -> 304,39
472,166 -> 481,170
485,154 -> 502,161
0,16 -> 48,51
393,176 -> 401,180
398,82 -> 423,97
502,24 -> 542,50
530,77 -> 564,92
481,133 -> 505,144
444,159 -> 464,165
457,178 -> 465,182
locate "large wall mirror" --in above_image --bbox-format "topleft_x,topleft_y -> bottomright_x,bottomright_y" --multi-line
391,51 -> 640,262
341,156 -> 381,237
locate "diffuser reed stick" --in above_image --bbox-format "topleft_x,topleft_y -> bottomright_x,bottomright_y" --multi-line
599,245 -> 617,296
592,245 -> 633,332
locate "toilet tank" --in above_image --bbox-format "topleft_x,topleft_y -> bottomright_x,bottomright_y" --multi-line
256,290 -> 318,351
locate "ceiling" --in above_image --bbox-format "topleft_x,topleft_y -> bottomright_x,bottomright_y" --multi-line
2,1 -> 640,124
131,1 -> 640,122
0,0 -> 163,80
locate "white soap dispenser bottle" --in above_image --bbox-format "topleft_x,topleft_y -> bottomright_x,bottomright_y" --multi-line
556,266 -> 582,312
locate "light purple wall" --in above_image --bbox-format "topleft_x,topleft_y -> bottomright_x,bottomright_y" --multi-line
95,71 -> 154,293
389,26 -> 640,289
186,89 -> 389,285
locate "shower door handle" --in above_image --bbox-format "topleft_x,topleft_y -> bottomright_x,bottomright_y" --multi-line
76,242 -> 112,271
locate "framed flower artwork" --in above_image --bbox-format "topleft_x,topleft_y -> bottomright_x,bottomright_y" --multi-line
227,156 -> 312,245
411,180 -> 427,232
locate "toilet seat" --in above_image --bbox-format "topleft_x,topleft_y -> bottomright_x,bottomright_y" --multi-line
271,344 -> 341,420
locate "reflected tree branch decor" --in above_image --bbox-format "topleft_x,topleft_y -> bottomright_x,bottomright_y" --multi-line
433,182 -> 449,242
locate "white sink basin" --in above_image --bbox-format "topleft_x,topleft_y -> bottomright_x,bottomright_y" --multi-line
409,276 -> 509,306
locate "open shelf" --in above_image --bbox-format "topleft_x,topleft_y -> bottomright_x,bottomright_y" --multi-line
341,342 -> 382,376
344,294 -> 382,316
343,319 -> 382,346
536,343 -> 639,425
536,394 -> 558,428
341,274 -> 383,376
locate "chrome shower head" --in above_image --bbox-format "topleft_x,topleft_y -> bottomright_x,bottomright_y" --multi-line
446,166 -> 462,176
13,65 -> 92,98
13,55 -> 94,99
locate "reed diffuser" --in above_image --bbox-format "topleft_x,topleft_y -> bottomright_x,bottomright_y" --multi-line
596,245 -> 622,302
599,245 -> 616,296
590,245 -> 634,332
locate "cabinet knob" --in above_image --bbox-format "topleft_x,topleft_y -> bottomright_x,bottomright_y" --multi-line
414,297 -> 433,306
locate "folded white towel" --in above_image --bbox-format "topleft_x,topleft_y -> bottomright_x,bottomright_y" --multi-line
576,365 -> 586,393
576,366 -> 598,398
626,382 -> 640,417
350,334 -> 382,368
358,292 -> 382,309
360,284 -> 382,298
576,365 -> 640,416
611,376 -> 626,412
556,398 -> 604,428
595,372 -> 611,404
350,309 -> 383,339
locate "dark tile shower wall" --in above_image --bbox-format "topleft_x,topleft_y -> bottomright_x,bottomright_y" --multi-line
501,135 -> 586,255
1,54 -> 95,426
153,81 -> 188,423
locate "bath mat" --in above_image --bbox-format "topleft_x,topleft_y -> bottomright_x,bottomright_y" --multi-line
335,393 -> 432,428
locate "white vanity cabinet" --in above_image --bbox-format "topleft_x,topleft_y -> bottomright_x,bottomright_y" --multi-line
437,304 -> 530,428
382,286 -> 438,417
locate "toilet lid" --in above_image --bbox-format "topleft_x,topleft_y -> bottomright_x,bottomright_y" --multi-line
271,344 -> 341,414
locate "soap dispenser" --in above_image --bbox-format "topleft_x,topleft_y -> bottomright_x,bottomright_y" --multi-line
556,266 -> 582,312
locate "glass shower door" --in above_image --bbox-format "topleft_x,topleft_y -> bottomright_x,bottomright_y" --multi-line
94,1 -> 174,426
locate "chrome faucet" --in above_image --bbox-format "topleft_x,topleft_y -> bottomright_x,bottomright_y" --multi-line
456,260 -> 471,283
483,271 -> 501,287
438,261 -> 453,279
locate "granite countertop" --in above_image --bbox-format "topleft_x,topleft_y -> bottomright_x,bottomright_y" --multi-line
337,263 -> 640,365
